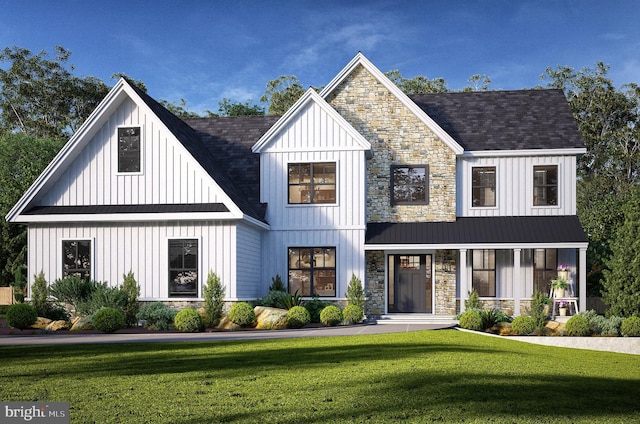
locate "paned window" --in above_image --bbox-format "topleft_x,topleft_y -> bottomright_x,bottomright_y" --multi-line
288,247 -> 336,296
472,166 -> 496,207
534,248 -> 558,295
533,165 -> 558,206
288,163 -> 336,204
118,127 -> 141,173
169,239 -> 198,297
391,165 -> 429,205
472,249 -> 496,297
62,240 -> 91,281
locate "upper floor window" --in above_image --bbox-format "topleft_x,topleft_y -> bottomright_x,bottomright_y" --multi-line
288,163 -> 336,204
118,127 -> 141,173
472,249 -> 496,297
288,247 -> 336,297
391,165 -> 429,205
472,166 -> 496,207
533,165 -> 557,206
62,240 -> 91,281
168,239 -> 198,297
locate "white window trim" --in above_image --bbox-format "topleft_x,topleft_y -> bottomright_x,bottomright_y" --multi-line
166,236 -> 202,299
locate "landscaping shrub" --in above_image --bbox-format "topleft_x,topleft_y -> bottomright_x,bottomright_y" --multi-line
621,316 -> 640,337
459,310 -> 483,331
254,290 -> 288,310
228,302 -> 256,327
44,304 -> 70,321
76,282 -> 127,316
269,274 -> 285,292
30,271 -> 49,317
6,303 -> 38,330
578,310 -> 622,336
465,289 -> 483,311
480,308 -> 512,329
286,306 -> 311,328
282,291 -> 304,310
121,271 -> 140,327
345,274 -> 365,309
530,289 -> 549,330
92,307 -> 125,333
174,308 -> 204,332
320,305 -> 342,327
601,316 -> 624,336
564,315 -> 590,337
203,271 -> 225,327
136,302 -> 176,330
304,295 -> 329,323
49,276 -> 95,311
343,304 -> 364,325
511,315 -> 535,335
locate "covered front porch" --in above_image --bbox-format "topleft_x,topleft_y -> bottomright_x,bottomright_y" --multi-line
363,216 -> 589,318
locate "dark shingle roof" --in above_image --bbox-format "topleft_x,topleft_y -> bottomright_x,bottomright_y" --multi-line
366,216 -> 588,245
410,89 -> 584,151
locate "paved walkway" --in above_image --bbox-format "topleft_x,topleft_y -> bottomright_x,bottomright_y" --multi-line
0,324 -> 638,355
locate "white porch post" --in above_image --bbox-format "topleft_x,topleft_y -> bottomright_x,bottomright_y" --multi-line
459,249 -> 468,313
579,247 -> 587,311
513,248 -> 522,316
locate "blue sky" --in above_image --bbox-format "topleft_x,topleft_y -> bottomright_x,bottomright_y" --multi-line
2,0 -> 639,114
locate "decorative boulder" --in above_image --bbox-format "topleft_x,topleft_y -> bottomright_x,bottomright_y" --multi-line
254,306 -> 288,330
70,316 -> 93,331
31,317 -> 52,330
46,320 -> 70,332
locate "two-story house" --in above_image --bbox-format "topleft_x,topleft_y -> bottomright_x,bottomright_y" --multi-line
6,53 -> 588,319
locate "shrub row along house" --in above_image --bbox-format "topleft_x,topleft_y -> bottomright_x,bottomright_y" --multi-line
6,53 -> 588,320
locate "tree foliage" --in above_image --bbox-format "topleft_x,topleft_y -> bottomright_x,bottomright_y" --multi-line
385,70 -> 449,94
217,98 -> 264,116
260,75 -> 307,115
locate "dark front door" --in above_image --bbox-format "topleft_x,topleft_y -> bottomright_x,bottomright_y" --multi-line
393,255 -> 432,313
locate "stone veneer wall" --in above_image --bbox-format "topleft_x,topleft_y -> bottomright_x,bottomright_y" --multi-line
365,251 -> 386,315
435,250 -> 457,315
325,64 -> 457,223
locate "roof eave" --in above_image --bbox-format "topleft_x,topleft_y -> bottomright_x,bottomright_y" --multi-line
461,148 -> 587,157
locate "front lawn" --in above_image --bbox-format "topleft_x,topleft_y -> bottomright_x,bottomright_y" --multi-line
0,330 -> 638,423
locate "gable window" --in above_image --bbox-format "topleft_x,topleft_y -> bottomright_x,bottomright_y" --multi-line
288,247 -> 336,297
63,240 -> 91,281
533,165 -> 558,206
288,163 -> 336,204
472,249 -> 496,297
472,166 -> 496,207
391,165 -> 429,205
169,239 -> 198,297
118,127 -> 141,173
534,248 -> 557,295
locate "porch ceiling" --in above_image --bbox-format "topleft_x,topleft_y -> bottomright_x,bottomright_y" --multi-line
365,216 -> 588,248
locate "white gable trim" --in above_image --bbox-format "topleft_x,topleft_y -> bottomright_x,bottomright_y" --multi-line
252,88 -> 371,153
320,52 -> 464,155
462,148 -> 587,158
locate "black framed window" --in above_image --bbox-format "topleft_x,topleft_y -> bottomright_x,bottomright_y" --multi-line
288,163 -> 336,204
288,247 -> 336,296
533,248 -> 558,295
472,249 -> 496,297
472,166 -> 496,207
391,165 -> 429,205
169,239 -> 198,297
118,127 -> 141,173
533,165 -> 558,206
62,240 -> 91,281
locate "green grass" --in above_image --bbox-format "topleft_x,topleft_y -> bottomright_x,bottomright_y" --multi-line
0,330 -> 639,423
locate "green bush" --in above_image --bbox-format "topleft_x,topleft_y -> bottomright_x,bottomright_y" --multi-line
286,306 -> 311,328
121,271 -> 140,328
578,310 -> 622,336
228,302 -> 256,327
564,315 -> 591,337
76,282 -> 127,316
6,303 -> 38,330
465,289 -> 483,311
621,316 -> 640,337
343,304 -> 364,325
511,315 -> 536,335
30,271 -> 49,317
203,271 -> 226,327
459,310 -> 483,331
254,290 -> 288,310
320,305 -> 343,327
345,274 -> 365,309
601,316 -> 624,336
269,274 -> 285,292
49,276 -> 96,311
136,302 -> 176,330
530,289 -> 549,330
282,291 -> 304,310
44,304 -> 70,321
92,307 -> 125,333
174,308 -> 204,332
304,295 -> 329,323
480,308 -> 512,329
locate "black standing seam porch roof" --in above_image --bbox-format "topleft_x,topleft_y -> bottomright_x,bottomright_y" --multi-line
365,216 -> 588,245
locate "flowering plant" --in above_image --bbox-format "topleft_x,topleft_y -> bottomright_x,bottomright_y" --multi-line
557,301 -> 568,308
557,264 -> 569,271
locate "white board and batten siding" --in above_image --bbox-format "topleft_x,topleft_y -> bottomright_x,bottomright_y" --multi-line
28,220 -> 262,301
257,99 -> 369,297
457,155 -> 578,217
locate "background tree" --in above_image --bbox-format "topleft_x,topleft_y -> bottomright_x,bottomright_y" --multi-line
159,98 -> 208,119
260,75 -> 306,115
385,70 -> 449,94
217,98 -> 264,116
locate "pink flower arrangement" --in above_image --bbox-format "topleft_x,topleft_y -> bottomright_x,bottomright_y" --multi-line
557,264 -> 569,271
558,301 -> 569,308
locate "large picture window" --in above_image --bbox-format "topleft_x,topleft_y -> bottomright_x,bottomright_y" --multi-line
118,127 -> 141,173
472,166 -> 496,207
472,249 -> 496,297
62,240 -> 91,281
288,247 -> 336,297
169,239 -> 198,297
288,163 -> 336,204
533,165 -> 558,206
391,165 -> 429,205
